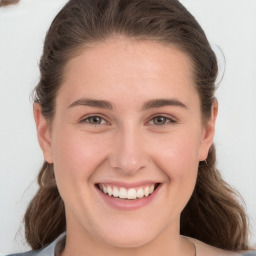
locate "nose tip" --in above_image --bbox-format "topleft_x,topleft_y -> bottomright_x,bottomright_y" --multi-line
113,156 -> 145,175
108,130 -> 147,175
109,149 -> 146,175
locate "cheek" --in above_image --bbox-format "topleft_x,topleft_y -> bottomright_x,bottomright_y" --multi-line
146,131 -> 200,218
151,130 -> 201,202
153,131 -> 201,176
51,127 -> 109,183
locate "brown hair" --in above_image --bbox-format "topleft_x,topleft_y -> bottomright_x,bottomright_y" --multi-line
25,0 -> 249,251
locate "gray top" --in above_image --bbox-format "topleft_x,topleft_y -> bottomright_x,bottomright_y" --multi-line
243,252 -> 256,256
5,233 -> 256,256
6,233 -> 65,256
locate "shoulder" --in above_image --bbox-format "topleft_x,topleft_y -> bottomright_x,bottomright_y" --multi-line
241,250 -> 256,256
189,237 -> 238,256
187,237 -> 256,256
4,251 -> 41,256
5,233 -> 66,256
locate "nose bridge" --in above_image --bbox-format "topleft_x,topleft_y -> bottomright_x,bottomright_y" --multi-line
109,122 -> 147,174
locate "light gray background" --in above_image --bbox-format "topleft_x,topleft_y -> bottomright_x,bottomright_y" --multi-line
0,0 -> 255,254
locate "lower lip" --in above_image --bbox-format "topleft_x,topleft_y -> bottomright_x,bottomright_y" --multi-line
96,184 -> 161,211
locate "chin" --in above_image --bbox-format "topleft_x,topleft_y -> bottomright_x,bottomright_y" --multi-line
90,221 -> 158,249
102,232 -> 154,249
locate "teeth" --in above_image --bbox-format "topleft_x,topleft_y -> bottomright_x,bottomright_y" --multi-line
149,184 -> 154,194
144,186 -> 150,197
119,188 -> 127,199
107,186 -> 112,196
113,187 -> 119,198
98,184 -> 157,200
127,188 -> 137,199
136,188 -> 144,198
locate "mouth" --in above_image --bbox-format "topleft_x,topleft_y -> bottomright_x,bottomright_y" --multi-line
96,183 -> 160,200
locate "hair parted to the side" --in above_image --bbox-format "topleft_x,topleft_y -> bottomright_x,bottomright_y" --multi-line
26,0 -> 249,251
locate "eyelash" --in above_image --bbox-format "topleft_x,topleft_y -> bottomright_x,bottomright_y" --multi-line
80,114 -> 177,127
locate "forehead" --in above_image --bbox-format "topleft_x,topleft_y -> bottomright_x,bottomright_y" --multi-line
58,37 -> 197,106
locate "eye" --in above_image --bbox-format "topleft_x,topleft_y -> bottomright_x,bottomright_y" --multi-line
152,116 -> 168,125
81,115 -> 109,125
148,115 -> 176,126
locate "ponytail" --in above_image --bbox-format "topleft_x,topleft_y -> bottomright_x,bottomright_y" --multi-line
24,162 -> 65,250
181,144 -> 249,250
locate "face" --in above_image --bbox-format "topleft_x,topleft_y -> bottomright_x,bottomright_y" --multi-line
35,37 -> 216,249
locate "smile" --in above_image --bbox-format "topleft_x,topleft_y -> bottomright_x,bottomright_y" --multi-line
96,183 -> 160,200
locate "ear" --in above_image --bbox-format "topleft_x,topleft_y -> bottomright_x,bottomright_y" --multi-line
199,100 -> 218,161
33,103 -> 53,163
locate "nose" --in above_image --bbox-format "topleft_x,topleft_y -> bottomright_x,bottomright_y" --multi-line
109,125 -> 148,175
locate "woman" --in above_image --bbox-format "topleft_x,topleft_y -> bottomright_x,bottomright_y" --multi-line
7,0 -> 256,255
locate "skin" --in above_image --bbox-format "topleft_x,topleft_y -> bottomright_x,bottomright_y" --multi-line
34,37 -> 218,256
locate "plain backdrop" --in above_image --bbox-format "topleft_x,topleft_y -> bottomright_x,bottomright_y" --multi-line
0,0 -> 255,254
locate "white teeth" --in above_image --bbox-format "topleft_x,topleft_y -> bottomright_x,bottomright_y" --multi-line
103,185 -> 107,193
144,186 -> 150,197
136,188 -> 144,198
149,184 -> 154,194
107,186 -> 112,196
99,184 -> 157,200
119,188 -> 127,199
113,187 -> 119,198
127,188 -> 137,199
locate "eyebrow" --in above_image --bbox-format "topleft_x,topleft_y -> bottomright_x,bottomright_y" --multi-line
68,98 -> 113,110
68,97 -> 187,111
141,98 -> 187,111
